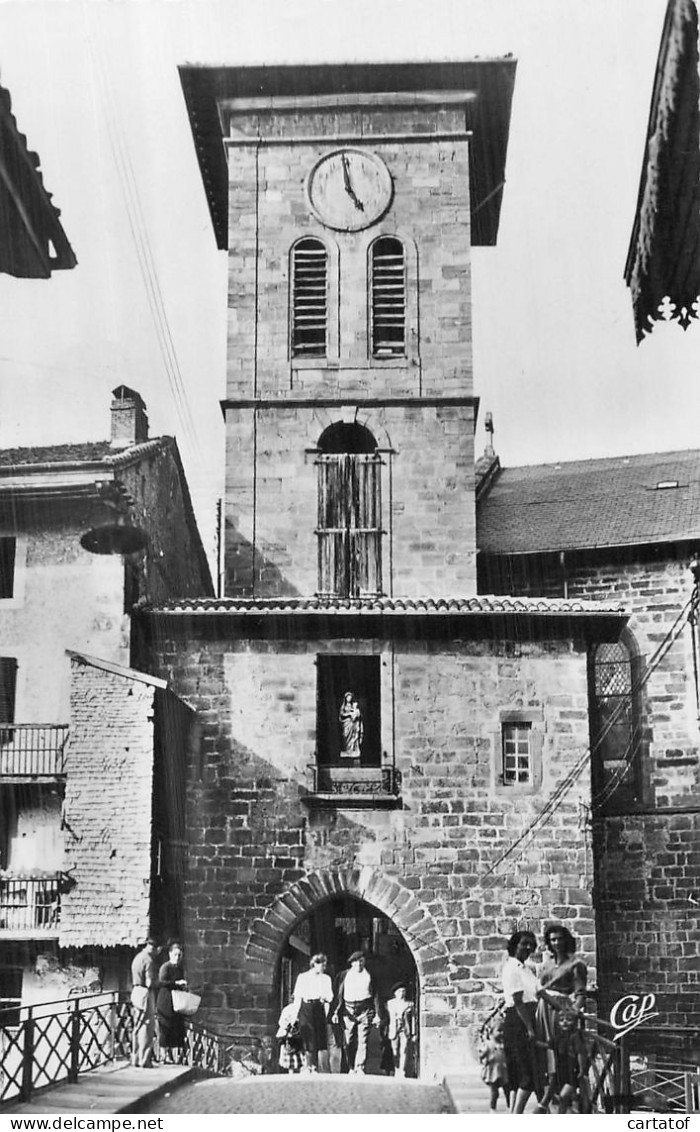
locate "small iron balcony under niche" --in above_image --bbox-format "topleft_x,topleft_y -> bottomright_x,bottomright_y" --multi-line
303,764 -> 402,809
0,873 -> 69,937
0,724 -> 69,779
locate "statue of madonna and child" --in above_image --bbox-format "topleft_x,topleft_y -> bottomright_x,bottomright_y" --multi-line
339,691 -> 363,761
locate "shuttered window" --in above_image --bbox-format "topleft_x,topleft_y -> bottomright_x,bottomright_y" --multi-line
316,454 -> 382,598
0,538 -> 15,599
0,658 -> 17,722
291,238 -> 327,357
370,237 -> 405,357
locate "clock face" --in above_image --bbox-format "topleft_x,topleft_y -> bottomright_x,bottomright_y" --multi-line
307,149 -> 393,232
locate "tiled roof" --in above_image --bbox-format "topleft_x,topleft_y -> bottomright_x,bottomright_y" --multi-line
146,595 -> 625,616
0,437 -> 168,469
477,448 -> 700,556
0,441 -> 112,467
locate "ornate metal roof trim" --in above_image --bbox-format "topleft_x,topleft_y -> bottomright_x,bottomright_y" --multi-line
625,0 -> 700,342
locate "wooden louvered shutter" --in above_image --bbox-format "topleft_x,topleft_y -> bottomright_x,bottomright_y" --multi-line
371,237 -> 405,357
292,238 -> 327,356
0,539 -> 15,599
317,454 -> 382,597
0,658 -> 17,722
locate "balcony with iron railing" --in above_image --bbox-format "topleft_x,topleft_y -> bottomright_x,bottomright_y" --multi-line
0,873 -> 68,937
303,763 -> 402,808
0,725 -> 69,779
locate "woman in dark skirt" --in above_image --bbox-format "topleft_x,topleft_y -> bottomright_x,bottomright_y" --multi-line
501,929 -> 542,1113
292,953 -> 333,1072
156,940 -> 188,1064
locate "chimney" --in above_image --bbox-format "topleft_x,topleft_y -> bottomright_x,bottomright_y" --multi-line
110,386 -> 149,448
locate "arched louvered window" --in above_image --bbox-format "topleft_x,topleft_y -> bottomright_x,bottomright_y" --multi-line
370,237 -> 406,357
316,423 -> 383,599
590,639 -> 643,808
291,238 -> 327,357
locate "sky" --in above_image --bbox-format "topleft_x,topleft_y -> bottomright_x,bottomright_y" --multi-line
0,0 -> 698,568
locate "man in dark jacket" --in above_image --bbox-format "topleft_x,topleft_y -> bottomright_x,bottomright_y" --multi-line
331,951 -> 382,1074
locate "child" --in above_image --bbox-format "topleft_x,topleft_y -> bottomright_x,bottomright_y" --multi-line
479,1016 -> 510,1113
386,982 -> 415,1078
276,1001 -> 303,1074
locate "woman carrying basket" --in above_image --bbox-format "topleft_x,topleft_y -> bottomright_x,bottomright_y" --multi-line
156,940 -> 189,1064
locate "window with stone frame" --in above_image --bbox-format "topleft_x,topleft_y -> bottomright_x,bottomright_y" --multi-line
0,538 -> 16,599
315,422 -> 383,598
495,709 -> 543,793
590,639 -> 643,808
502,721 -> 532,785
291,237 -> 328,357
369,236 -> 406,358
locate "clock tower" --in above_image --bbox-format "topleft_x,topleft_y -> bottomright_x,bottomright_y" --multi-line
170,62 -> 591,1080
180,61 -> 515,601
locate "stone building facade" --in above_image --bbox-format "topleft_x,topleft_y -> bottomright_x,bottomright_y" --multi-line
478,449 -> 700,1050
140,60 -> 633,1075
0,389 -> 210,1023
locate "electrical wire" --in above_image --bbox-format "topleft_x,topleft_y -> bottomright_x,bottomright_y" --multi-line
475,594 -> 695,891
80,4 -> 201,461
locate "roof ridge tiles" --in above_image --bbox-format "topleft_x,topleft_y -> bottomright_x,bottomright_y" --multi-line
142,594 -> 626,616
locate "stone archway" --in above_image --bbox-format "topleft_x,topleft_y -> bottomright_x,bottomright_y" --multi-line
245,869 -> 459,1077
249,868 -> 448,995
246,866 -> 448,984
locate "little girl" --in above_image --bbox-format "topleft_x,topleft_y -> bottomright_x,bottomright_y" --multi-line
479,1016 -> 510,1112
276,1001 -> 303,1074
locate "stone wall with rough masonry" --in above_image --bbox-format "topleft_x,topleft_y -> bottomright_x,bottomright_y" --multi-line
480,550 -> 700,1034
60,656 -> 156,947
594,810 -> 700,1032
119,442 -> 213,606
152,619 -> 598,1074
225,403 -> 476,599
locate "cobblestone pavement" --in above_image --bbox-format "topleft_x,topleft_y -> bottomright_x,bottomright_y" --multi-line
139,1073 -> 455,1114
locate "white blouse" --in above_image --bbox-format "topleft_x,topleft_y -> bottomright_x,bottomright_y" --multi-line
293,968 -> 333,1004
502,956 -> 539,1007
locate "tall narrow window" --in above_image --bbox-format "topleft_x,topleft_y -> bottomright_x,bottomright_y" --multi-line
0,658 -> 17,722
590,640 -> 642,807
0,539 -> 16,599
291,238 -> 327,357
316,423 -> 382,599
370,237 -> 405,357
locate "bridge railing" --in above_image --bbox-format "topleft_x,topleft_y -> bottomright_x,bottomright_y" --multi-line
625,1027 -> 700,1112
0,992 -> 131,1104
0,994 -> 235,1106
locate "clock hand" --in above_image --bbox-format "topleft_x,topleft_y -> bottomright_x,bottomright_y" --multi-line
341,154 -> 365,212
